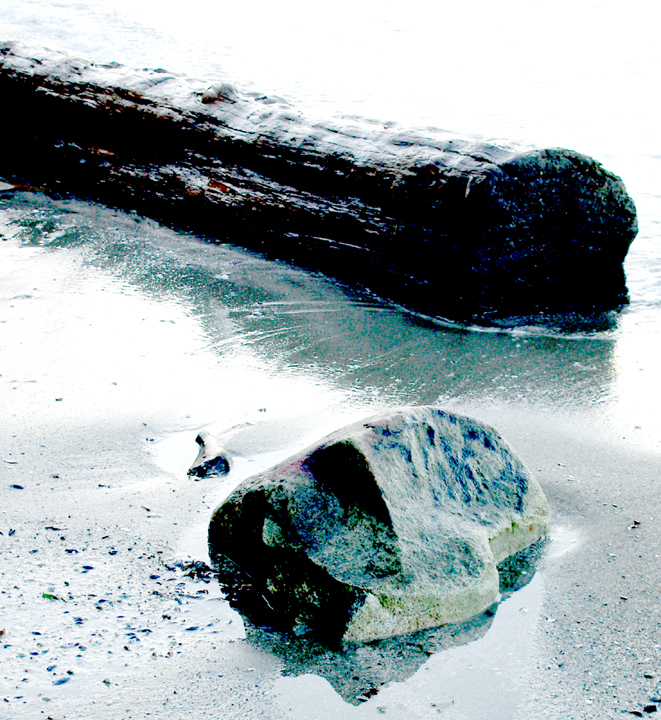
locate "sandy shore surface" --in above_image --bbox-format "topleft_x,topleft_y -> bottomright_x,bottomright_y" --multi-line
2,190 -> 660,719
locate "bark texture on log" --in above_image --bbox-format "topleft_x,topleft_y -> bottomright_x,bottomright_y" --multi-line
0,42 -> 638,322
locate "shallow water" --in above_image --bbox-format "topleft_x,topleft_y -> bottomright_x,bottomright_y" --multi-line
2,189 -> 659,718
2,190 -> 659,450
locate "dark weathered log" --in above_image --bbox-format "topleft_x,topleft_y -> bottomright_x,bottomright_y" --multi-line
0,42 -> 637,322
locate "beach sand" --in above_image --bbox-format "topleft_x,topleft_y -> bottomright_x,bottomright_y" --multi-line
1,191 -> 660,719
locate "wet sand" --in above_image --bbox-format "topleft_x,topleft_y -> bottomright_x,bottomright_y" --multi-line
1,191 -> 660,719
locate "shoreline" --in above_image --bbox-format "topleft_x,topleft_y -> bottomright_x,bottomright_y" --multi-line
2,194 -> 661,719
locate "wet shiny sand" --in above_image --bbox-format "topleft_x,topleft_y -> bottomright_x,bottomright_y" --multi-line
1,192 -> 660,719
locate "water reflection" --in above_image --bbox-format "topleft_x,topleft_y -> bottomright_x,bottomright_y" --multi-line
253,609 -> 498,706
0,190 -> 625,716
272,573 -> 545,720
218,541 -> 544,706
269,525 -> 578,719
2,191 -> 623,412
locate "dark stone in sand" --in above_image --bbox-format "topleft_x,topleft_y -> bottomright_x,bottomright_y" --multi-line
208,406 -> 551,642
0,43 -> 638,324
188,431 -> 232,478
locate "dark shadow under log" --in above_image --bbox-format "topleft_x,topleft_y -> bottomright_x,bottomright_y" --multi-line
0,42 -> 638,323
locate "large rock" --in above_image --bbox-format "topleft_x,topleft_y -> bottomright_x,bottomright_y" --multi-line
208,406 -> 551,642
0,42 -> 637,324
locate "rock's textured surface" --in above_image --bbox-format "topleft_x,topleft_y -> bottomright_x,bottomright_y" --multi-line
0,42 -> 637,323
208,406 -> 551,642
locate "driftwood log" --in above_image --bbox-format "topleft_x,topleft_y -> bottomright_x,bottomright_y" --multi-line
0,42 -> 638,323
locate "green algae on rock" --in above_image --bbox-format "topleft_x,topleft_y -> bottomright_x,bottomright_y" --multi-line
208,406 -> 551,642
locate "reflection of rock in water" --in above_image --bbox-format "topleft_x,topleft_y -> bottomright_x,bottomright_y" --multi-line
246,603 -> 498,705
218,539 -> 546,705
498,536 -> 548,598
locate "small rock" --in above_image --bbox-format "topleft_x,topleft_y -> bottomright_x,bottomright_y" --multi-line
188,431 -> 232,478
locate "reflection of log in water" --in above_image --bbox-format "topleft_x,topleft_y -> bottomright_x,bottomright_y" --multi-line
0,42 -> 637,323
221,541 -> 545,705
